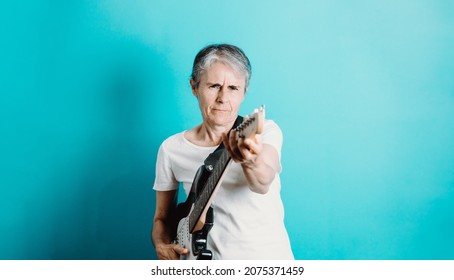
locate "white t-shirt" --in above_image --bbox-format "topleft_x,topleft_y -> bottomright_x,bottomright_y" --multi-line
153,120 -> 294,260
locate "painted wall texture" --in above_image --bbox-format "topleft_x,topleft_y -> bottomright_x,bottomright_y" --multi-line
1,0 -> 453,259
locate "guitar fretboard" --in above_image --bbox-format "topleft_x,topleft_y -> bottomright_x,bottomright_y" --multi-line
188,149 -> 231,232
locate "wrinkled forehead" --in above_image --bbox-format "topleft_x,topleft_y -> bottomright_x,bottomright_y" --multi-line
202,58 -> 247,81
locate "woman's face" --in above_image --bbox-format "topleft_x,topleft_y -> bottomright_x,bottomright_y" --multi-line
191,61 -> 246,127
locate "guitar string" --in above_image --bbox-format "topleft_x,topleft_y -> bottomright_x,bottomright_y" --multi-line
189,150 -> 230,231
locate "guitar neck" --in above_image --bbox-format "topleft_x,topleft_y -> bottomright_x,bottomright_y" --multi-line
188,149 -> 231,232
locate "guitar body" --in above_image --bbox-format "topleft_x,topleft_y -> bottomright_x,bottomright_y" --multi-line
176,207 -> 214,260
174,165 -> 215,260
172,106 -> 265,260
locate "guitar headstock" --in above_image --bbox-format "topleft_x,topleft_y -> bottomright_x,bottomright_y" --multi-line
235,105 -> 265,140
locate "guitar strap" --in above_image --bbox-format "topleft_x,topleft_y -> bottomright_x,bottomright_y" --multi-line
188,115 -> 244,196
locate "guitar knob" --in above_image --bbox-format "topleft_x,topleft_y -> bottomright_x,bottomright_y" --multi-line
197,250 -> 212,260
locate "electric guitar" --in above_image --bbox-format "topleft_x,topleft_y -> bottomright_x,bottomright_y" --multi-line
172,106 -> 265,260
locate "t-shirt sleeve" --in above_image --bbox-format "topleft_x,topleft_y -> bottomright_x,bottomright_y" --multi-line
153,142 -> 179,191
261,120 -> 283,172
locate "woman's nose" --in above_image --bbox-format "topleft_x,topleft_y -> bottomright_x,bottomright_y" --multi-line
216,87 -> 229,103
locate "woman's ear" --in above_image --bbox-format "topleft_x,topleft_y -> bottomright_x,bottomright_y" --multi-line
190,79 -> 198,98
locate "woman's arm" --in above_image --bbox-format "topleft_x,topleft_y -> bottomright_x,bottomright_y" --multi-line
223,132 -> 280,194
152,190 -> 188,259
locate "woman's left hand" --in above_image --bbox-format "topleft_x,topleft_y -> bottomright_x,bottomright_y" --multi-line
223,130 -> 263,165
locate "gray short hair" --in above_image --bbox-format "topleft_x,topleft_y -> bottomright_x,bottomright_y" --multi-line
191,44 -> 252,89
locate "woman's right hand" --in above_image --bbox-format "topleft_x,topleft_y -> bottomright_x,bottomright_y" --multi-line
155,243 -> 189,260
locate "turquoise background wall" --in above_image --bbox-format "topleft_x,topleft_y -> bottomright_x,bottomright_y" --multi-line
1,0 -> 453,259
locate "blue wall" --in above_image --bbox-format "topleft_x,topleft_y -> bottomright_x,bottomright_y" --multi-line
1,0 -> 453,259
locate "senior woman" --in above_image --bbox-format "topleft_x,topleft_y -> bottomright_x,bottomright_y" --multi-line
152,44 -> 293,260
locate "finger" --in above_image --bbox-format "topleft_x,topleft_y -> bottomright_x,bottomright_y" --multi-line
243,138 -> 262,155
159,244 -> 189,260
228,130 -> 243,161
158,248 -> 179,260
249,134 -> 262,147
174,245 -> 189,255
223,132 -> 238,161
239,145 -> 253,161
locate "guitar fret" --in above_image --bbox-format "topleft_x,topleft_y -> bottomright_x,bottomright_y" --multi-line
189,150 -> 230,231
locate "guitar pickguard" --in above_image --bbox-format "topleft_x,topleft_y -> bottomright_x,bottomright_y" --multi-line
176,207 -> 213,260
